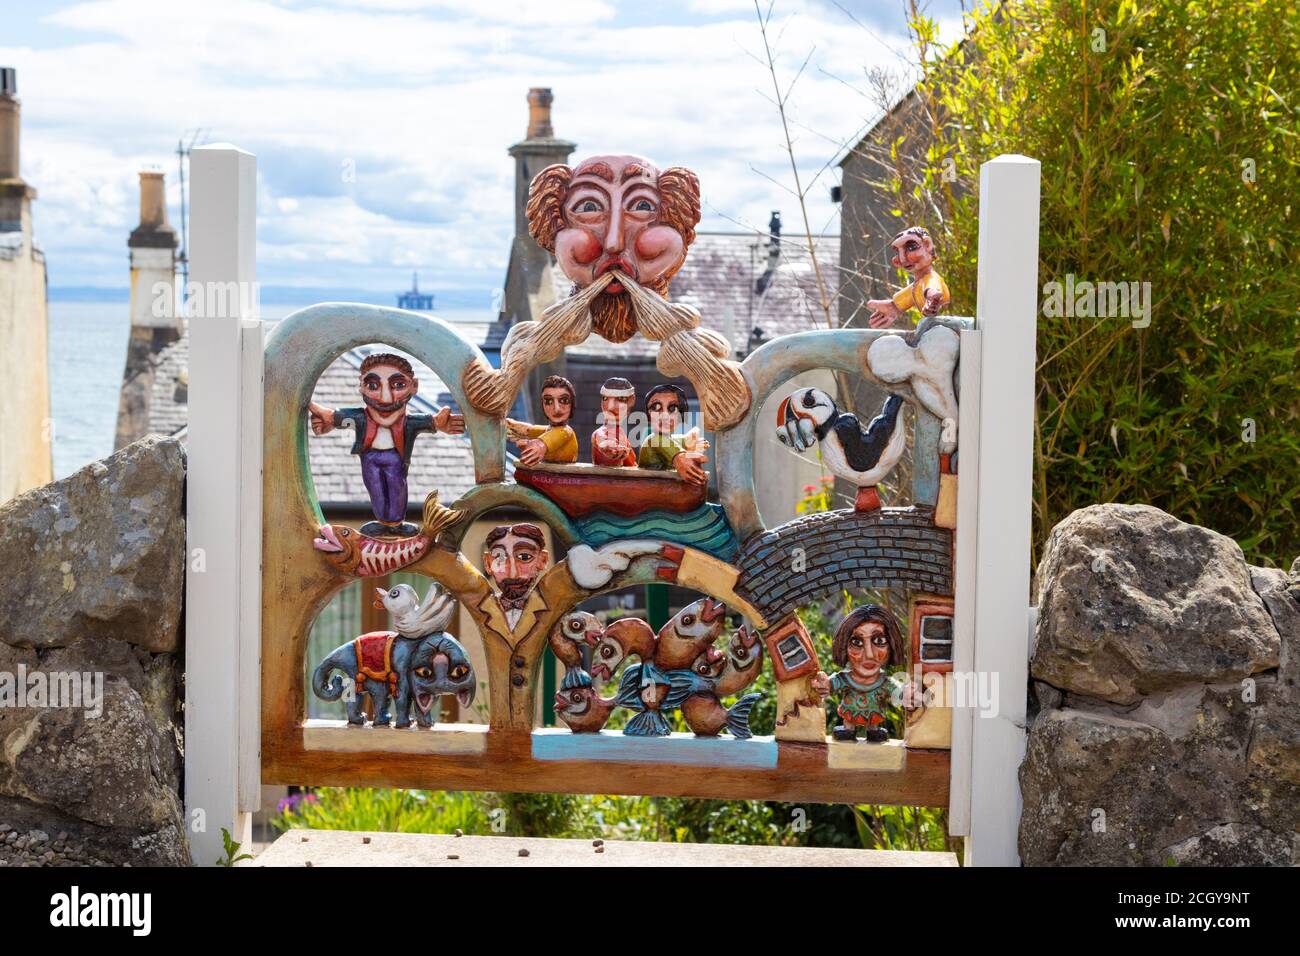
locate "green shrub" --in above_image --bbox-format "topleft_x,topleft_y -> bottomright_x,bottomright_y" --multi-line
878,0 -> 1299,565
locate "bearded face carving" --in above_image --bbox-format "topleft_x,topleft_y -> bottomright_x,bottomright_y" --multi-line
526,154 -> 701,344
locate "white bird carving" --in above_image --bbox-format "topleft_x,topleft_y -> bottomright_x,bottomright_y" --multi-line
566,540 -> 668,590
375,583 -> 456,639
867,323 -> 960,453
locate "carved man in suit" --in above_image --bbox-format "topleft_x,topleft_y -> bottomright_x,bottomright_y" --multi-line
480,523 -> 550,637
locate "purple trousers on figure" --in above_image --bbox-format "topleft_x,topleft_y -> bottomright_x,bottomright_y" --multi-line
360,449 -> 408,523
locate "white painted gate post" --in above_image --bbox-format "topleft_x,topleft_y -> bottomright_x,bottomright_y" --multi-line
184,144 -> 259,866
964,154 -> 1040,866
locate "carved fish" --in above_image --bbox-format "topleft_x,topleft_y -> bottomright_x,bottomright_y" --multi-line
313,491 -> 464,577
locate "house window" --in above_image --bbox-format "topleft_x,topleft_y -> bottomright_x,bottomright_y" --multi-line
776,633 -> 813,672
764,616 -> 820,681
919,614 -> 953,664
909,598 -> 954,674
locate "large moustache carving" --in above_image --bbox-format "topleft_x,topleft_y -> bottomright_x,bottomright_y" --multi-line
462,269 -> 751,431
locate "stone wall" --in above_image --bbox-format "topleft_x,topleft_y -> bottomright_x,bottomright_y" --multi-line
1021,504 -> 1299,866
0,436 -> 189,866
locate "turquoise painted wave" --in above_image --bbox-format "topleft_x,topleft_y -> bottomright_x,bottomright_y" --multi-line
574,503 -> 738,562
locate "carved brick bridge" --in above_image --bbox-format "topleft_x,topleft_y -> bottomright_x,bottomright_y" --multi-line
734,508 -> 953,623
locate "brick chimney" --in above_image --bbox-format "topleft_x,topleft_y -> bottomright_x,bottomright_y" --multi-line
0,67 -> 34,231
129,170 -> 177,247
527,87 -> 555,138
117,169 -> 181,449
0,68 -> 19,183
508,87 -> 575,244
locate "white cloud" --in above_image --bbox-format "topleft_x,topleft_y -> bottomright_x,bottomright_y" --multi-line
4,0 -> 947,298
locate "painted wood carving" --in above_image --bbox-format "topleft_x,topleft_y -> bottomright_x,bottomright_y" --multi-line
311,584 -> 476,727
460,155 -> 751,430
261,153 -> 970,807
308,353 -> 465,537
866,226 -> 950,328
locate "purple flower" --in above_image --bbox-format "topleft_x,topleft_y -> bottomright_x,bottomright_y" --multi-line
276,792 -> 317,815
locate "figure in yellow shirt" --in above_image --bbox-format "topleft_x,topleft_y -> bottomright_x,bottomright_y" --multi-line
506,375 -> 579,465
866,226 -> 950,328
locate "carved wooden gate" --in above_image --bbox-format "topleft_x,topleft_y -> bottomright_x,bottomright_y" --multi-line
183,144 -> 1039,866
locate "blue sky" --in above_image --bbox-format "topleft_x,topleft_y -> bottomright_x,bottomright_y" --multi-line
2,0 -> 968,307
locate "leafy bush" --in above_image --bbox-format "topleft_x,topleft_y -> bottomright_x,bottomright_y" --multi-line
874,0 -> 1299,565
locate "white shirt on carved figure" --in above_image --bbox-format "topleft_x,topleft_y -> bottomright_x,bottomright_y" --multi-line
337,417 -> 395,450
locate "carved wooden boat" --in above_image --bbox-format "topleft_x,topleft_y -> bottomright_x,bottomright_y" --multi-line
514,462 -> 707,519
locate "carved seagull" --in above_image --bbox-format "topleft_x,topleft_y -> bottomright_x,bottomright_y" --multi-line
776,388 -> 906,502
375,583 -> 456,639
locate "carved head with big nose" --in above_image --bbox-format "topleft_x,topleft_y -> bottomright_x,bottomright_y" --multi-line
526,154 -> 701,343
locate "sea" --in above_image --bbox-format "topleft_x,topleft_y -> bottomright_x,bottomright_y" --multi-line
48,297 -> 491,481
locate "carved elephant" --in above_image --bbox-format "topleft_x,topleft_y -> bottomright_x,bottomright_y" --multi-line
312,631 -> 476,728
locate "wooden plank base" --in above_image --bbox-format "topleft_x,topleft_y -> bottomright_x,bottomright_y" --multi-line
303,719 -> 488,755
263,728 -> 950,807
827,738 -> 906,770
253,829 -> 959,867
532,729 -> 778,768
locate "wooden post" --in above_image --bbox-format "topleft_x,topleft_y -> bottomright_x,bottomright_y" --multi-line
237,318 -> 264,816
947,326 -> 982,836
184,143 -> 258,866
963,155 -> 1039,866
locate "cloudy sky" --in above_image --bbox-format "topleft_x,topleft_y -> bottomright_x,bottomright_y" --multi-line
3,0 -> 967,307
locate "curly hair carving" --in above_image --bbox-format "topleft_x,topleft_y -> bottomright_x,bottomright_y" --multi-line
525,163 -> 572,252
524,161 -> 701,254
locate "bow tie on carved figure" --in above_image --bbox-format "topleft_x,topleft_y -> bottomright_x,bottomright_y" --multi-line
480,522 -> 550,637
461,154 -> 751,431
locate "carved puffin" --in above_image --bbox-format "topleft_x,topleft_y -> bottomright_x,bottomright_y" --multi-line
776,388 -> 906,503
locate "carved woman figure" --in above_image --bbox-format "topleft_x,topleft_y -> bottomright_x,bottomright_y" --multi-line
810,605 -> 916,742
506,374 -> 578,465
637,383 -> 709,485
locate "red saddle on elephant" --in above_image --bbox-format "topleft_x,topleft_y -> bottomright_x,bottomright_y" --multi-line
352,631 -> 399,697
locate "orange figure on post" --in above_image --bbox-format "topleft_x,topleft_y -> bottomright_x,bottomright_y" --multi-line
866,227 -> 950,329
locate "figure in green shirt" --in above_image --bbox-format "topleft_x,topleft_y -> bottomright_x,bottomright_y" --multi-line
637,383 -> 710,485
811,604 -> 921,742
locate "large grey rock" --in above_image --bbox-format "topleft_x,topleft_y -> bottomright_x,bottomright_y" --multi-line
1032,504 -> 1277,704
1244,566 -> 1300,787
1022,504 -> 1299,866
0,436 -> 185,653
1019,682 -> 1299,866
0,438 -> 189,866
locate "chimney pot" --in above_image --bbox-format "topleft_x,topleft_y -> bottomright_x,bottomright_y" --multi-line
138,170 -> 169,229
526,87 -> 554,139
